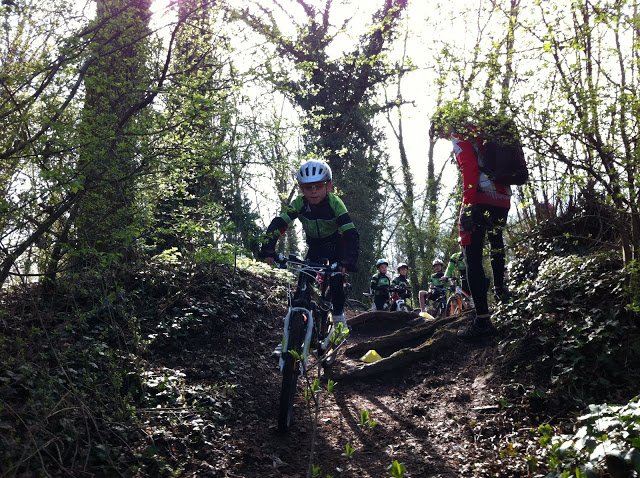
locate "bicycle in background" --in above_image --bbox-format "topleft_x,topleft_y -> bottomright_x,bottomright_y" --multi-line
388,285 -> 411,312
427,284 -> 448,317
358,286 -> 412,312
274,254 -> 348,432
443,276 -> 475,316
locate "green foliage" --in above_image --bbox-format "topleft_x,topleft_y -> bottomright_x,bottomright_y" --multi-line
359,409 -> 378,428
343,442 -> 355,459
193,243 -> 242,267
304,378 -> 322,402
499,250 -> 639,404
311,464 -> 322,478
0,284 -> 141,474
536,398 -> 640,477
151,247 -> 183,266
626,259 -> 640,314
432,99 -> 521,142
388,459 -> 407,478
430,99 -> 475,135
331,321 -> 350,345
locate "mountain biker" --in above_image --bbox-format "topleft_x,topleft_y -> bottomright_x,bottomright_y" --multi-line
370,258 -> 392,311
432,102 -> 511,336
418,258 -> 447,313
390,262 -> 411,310
443,250 -> 470,296
259,158 -> 360,332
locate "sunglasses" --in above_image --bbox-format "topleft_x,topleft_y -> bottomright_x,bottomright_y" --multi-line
299,182 -> 328,192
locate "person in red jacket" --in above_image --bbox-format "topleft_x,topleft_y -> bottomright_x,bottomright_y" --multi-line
433,107 -> 511,337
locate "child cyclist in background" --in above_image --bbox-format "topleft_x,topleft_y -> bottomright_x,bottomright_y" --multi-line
259,159 -> 360,332
370,259 -> 392,310
443,249 -> 471,296
390,262 -> 412,310
418,258 -> 447,313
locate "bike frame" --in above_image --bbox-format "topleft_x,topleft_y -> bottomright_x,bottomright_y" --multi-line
445,276 -> 474,316
277,255 -> 338,373
447,277 -> 472,301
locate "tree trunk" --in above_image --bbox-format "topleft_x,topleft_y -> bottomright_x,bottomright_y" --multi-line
72,0 -> 152,274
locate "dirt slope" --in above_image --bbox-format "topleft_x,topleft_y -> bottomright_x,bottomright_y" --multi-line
132,267 -> 536,478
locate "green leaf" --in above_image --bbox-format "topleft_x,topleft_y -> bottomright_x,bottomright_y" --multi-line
343,442 -> 355,459
388,460 -> 406,478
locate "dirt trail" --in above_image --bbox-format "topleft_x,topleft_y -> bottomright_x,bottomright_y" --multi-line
135,298 -> 531,478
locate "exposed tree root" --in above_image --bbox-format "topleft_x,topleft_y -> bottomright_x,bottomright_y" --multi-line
346,314 -> 461,356
328,314 -> 472,381
345,310 -> 419,328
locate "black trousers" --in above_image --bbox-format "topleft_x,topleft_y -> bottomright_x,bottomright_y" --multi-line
374,294 -> 388,311
460,204 -> 509,316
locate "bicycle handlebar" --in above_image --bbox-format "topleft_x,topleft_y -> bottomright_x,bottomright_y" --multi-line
275,253 -> 342,275
389,285 -> 408,291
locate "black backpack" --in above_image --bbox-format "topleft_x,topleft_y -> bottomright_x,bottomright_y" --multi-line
476,118 -> 529,186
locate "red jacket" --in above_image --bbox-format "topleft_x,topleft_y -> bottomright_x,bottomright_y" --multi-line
451,133 -> 511,209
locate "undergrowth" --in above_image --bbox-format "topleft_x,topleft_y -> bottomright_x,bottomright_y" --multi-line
0,280 -> 142,476
495,228 -> 640,477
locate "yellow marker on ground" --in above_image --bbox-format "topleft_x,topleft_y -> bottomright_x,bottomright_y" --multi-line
360,349 -> 382,363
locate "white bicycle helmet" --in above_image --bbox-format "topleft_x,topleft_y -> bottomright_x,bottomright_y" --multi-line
296,159 -> 332,184
432,258 -> 444,266
396,262 -> 408,271
376,258 -> 389,267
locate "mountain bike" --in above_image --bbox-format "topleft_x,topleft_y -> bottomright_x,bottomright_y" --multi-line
444,276 -> 474,316
274,254 -> 348,432
427,285 -> 447,317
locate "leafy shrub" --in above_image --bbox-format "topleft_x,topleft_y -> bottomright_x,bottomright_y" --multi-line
536,397 -> 640,477
498,251 -> 639,405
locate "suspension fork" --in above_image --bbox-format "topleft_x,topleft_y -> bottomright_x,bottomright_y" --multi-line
279,306 -> 315,372
280,272 -> 316,372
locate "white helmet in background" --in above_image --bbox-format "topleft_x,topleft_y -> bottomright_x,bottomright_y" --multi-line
296,159 -> 332,184
376,258 -> 389,267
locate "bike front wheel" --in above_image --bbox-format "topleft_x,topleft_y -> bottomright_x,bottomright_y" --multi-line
278,311 -> 306,432
434,299 -> 447,317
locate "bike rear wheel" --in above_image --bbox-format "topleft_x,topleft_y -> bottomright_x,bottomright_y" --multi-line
278,312 -> 305,432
